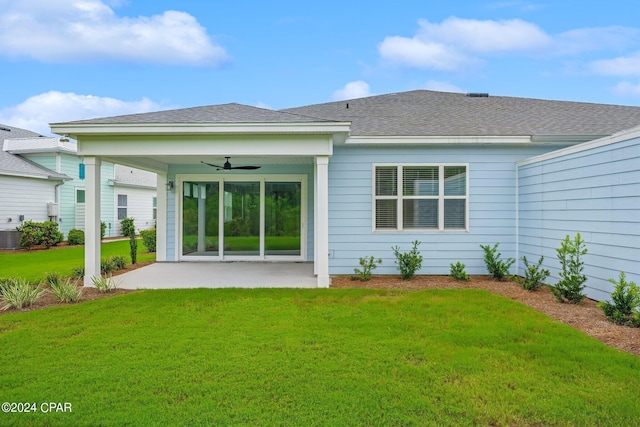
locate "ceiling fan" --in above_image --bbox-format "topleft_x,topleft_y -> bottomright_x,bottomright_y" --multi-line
201,157 -> 261,171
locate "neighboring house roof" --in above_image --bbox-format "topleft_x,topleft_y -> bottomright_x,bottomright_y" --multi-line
58,103 -> 336,125
1,124 -> 71,181
281,90 -> 640,137
112,164 -> 157,188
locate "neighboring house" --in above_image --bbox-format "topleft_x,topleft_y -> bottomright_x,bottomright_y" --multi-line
0,125 -> 71,249
50,90 -> 640,299
1,125 -> 157,244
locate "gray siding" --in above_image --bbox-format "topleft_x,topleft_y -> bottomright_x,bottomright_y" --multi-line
0,175 -> 56,230
517,135 -> 640,301
328,144 -> 558,276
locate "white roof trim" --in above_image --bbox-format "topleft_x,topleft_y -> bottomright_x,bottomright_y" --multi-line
517,125 -> 640,167
346,135 -> 533,145
51,122 -> 352,137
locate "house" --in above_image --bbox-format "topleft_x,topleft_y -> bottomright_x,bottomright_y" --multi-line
50,90 -> 640,299
1,125 -> 157,245
0,125 -> 71,249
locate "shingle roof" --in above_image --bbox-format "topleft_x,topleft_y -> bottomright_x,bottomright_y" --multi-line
56,103 -> 335,125
1,124 -> 71,180
282,90 -> 640,137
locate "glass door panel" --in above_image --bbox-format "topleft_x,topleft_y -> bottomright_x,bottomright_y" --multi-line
223,181 -> 260,256
182,182 -> 219,256
265,182 -> 301,256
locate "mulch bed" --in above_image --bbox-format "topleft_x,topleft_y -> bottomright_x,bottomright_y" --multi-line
331,275 -> 640,358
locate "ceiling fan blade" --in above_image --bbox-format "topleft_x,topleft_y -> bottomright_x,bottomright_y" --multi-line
231,165 -> 261,170
201,161 -> 225,168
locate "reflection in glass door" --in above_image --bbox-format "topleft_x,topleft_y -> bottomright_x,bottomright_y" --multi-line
182,182 -> 219,256
223,181 -> 260,256
265,182 -> 301,256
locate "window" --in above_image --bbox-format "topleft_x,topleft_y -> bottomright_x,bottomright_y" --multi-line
76,189 -> 85,204
374,164 -> 467,231
152,197 -> 157,220
117,194 -> 127,220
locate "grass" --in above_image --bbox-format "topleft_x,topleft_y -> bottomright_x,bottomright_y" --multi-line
1,288 -> 638,426
0,240 -> 155,282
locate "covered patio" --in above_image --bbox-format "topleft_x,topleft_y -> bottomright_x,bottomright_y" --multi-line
117,262 -> 317,289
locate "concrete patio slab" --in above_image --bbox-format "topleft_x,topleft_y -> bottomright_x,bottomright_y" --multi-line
116,262 -> 318,289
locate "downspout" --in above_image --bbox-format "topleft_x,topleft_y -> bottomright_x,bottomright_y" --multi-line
515,162 -> 519,277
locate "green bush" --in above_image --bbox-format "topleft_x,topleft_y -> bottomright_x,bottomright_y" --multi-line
392,241 -> 423,280
16,220 -> 44,250
551,233 -> 588,304
67,229 -> 85,245
71,266 -> 85,279
450,262 -> 469,281
140,228 -> 156,252
516,256 -> 550,291
109,255 -> 127,271
91,275 -> 120,293
40,221 -> 64,248
0,277 -> 44,310
15,220 -> 63,249
120,217 -> 135,237
480,243 -> 515,281
598,271 -> 640,327
101,221 -> 106,240
352,256 -> 382,282
48,277 -> 83,303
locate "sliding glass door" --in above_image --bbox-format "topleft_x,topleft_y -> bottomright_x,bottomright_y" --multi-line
181,176 -> 305,260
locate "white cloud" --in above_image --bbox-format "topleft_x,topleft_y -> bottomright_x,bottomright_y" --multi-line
332,81 -> 372,101
612,81 -> 640,97
378,17 -> 550,71
422,80 -> 464,93
0,0 -> 227,65
589,52 -> 640,76
555,27 -> 640,56
0,91 -> 167,136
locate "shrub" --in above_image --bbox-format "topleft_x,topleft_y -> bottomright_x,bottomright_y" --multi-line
480,243 -> 515,280
71,266 -> 85,279
352,256 -> 382,282
48,277 -> 83,303
91,275 -> 120,293
15,220 -> 63,249
108,255 -> 127,271
101,258 -> 116,275
391,241 -> 423,280
16,220 -> 44,250
140,228 -> 156,252
45,271 -> 63,287
120,217 -> 135,237
0,278 -> 44,310
129,230 -> 137,265
67,228 -> 85,245
517,256 -> 550,291
40,221 -> 64,248
101,221 -> 106,240
450,262 -> 469,281
551,233 -> 588,304
598,272 -> 640,327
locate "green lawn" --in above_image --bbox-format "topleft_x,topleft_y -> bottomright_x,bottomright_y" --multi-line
1,288 -> 638,426
0,240 -> 155,282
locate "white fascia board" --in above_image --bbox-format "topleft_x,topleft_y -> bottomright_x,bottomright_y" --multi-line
50,122 -> 352,137
3,137 -> 77,154
77,135 -> 334,157
345,135 -> 533,145
518,126 -> 640,167
0,170 -> 69,181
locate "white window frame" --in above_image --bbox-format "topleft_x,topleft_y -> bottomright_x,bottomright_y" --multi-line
117,194 -> 127,220
372,163 -> 469,232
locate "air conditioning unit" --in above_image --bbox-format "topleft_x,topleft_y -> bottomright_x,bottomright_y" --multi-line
47,202 -> 59,217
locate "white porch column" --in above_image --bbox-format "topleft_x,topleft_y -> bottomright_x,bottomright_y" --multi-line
315,155 -> 330,287
84,156 -> 101,284
156,172 -> 168,262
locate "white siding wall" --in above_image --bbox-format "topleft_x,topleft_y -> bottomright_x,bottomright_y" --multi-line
517,135 -> 640,301
113,186 -> 157,235
328,144 -> 559,276
0,175 -> 57,230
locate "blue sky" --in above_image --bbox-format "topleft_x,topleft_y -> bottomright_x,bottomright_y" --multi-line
1,0 -> 640,135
